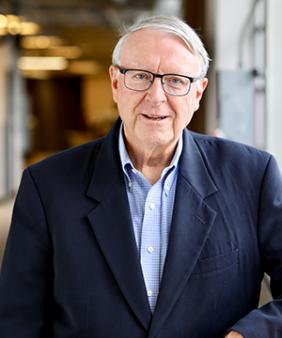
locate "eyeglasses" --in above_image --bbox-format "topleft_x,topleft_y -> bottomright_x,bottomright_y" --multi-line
115,65 -> 201,96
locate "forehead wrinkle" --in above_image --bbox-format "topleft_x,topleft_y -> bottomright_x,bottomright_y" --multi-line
120,29 -> 200,76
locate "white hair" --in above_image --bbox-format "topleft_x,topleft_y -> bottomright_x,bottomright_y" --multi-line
112,15 -> 210,77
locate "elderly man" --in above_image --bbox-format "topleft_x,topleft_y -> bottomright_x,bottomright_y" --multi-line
0,15 -> 282,338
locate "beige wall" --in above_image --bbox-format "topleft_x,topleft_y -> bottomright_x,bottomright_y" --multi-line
82,73 -> 117,127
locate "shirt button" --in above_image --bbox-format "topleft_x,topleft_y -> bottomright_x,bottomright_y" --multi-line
147,290 -> 153,297
149,203 -> 155,210
147,246 -> 154,253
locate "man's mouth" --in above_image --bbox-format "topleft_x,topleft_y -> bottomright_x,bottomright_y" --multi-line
142,114 -> 168,121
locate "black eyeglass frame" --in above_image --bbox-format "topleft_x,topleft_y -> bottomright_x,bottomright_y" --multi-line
115,65 -> 202,96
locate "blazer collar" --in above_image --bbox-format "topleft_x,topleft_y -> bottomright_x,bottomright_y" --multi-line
179,129 -> 217,198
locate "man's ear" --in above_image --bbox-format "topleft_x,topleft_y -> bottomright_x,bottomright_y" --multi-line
196,77 -> 208,101
109,65 -> 119,103
192,77 -> 208,112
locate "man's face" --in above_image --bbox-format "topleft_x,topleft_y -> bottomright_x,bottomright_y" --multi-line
109,29 -> 208,152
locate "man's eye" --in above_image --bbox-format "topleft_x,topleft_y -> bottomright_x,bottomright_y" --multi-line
133,72 -> 150,81
170,77 -> 181,83
166,76 -> 188,87
168,77 -> 184,84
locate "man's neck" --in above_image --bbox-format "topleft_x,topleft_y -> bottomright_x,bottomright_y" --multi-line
126,141 -> 177,185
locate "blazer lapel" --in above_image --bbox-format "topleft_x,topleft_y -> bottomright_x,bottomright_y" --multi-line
86,121 -> 152,330
149,130 -> 218,338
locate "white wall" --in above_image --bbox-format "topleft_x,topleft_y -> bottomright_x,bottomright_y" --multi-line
212,0 -> 257,145
266,0 -> 282,169
213,0 -> 282,169
215,0 -> 254,70
0,39 -> 27,199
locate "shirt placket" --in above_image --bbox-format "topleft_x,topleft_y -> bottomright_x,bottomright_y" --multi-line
140,182 -> 161,312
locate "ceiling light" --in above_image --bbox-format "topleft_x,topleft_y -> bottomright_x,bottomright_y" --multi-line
17,56 -> 68,71
7,15 -> 21,35
20,22 -> 40,35
21,36 -> 63,49
0,14 -> 8,29
48,46 -> 82,59
0,14 -> 40,36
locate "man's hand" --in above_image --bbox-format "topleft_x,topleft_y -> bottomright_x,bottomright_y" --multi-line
225,331 -> 244,338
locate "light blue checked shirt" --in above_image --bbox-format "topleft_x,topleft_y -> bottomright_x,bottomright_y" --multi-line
118,125 -> 183,312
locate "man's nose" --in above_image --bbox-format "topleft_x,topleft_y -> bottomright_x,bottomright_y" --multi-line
145,77 -> 167,103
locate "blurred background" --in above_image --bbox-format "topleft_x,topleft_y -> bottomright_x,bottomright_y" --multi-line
0,0 -> 281,302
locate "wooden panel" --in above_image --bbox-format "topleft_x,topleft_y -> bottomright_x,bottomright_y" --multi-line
183,0 -> 207,134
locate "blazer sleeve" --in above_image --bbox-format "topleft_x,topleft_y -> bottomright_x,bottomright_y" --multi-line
229,155 -> 282,337
0,168 -> 52,338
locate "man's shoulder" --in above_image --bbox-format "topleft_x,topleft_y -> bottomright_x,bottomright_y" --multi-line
190,131 -> 269,158
188,131 -> 272,171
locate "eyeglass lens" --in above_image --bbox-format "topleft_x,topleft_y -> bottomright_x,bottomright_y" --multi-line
124,69 -> 191,96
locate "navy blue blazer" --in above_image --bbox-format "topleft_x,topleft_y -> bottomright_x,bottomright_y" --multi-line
1,119 -> 282,338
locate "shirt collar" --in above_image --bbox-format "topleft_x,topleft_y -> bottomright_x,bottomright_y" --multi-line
118,124 -> 134,184
118,123 -> 183,187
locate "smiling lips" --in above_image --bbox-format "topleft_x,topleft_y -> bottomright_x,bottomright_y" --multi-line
142,114 -> 168,121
